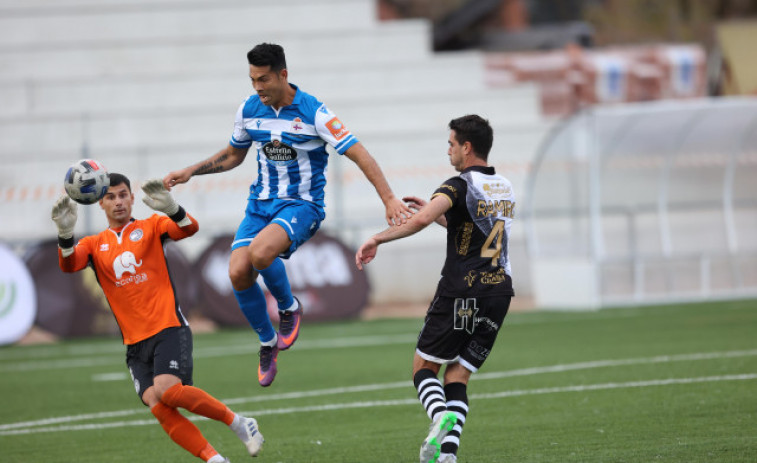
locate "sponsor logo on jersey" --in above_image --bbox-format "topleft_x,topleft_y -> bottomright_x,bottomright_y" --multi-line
262,140 -> 298,166
458,223 -> 474,256
129,229 -> 143,242
480,268 -> 506,285
169,360 -> 179,370
99,244 -> 109,252
483,182 -> 510,197
326,117 -> 349,140
113,251 -> 143,280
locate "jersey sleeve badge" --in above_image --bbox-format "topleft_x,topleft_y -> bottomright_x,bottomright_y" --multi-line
326,117 -> 349,140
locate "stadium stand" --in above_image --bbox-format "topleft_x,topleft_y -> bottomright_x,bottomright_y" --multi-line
0,0 -> 546,305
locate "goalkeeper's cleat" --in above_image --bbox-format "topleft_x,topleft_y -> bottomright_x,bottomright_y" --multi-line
420,411 -> 458,463
239,416 -> 264,457
257,344 -> 278,387
437,454 -> 457,463
276,298 -> 303,351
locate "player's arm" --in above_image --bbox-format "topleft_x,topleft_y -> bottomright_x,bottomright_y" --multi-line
403,195 -> 448,228
162,144 -> 249,190
355,194 -> 450,270
51,195 -> 91,272
344,142 -> 412,226
141,179 -> 199,239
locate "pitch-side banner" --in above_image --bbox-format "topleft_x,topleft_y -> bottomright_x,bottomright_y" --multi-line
195,232 -> 370,325
0,243 -> 37,345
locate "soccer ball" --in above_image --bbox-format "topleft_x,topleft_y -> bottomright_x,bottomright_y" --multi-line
63,159 -> 110,205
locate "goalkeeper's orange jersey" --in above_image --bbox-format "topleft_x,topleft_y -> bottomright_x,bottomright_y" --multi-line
58,213 -> 199,345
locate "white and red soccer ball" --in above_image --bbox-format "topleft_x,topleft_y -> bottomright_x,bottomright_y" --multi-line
63,159 -> 110,205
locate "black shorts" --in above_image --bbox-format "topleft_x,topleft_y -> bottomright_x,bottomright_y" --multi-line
126,326 -> 194,402
416,295 -> 510,372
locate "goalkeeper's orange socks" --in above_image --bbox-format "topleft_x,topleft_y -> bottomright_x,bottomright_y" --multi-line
150,402 -> 223,462
160,383 -> 235,425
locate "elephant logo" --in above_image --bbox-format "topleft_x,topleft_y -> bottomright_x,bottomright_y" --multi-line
113,251 -> 143,279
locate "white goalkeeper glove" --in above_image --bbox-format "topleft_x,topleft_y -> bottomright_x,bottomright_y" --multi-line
52,195 -> 78,257
141,179 -> 179,216
51,195 -> 78,239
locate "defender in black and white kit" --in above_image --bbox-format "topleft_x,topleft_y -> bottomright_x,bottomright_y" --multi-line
356,115 -> 514,463
418,165 -> 514,372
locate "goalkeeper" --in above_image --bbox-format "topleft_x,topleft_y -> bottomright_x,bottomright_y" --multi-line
51,173 -> 263,462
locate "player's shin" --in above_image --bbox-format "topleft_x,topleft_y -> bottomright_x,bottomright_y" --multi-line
414,369 -> 447,421
441,382 -> 468,456
151,402 -> 219,460
233,284 -> 276,342
258,258 -> 295,310
160,383 -> 235,425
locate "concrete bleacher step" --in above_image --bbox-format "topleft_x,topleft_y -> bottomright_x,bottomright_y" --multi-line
0,84 -> 541,158
0,0 -> 377,48
0,19 -> 432,81
0,51 -> 487,118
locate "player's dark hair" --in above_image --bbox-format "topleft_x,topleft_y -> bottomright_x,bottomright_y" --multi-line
449,115 -> 493,161
109,173 -> 131,191
247,43 -> 287,72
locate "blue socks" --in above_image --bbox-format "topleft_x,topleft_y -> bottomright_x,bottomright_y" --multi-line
233,284 -> 275,343
234,258 -> 295,343
259,257 -> 294,311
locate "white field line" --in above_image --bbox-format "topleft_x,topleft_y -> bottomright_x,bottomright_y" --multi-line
0,310 -> 645,363
0,334 -> 419,372
2,349 -> 756,434
2,373 -> 755,436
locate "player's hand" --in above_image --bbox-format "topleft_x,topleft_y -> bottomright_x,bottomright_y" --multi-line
385,196 -> 413,226
162,168 -> 192,191
51,195 -> 78,238
141,179 -> 180,215
403,196 -> 427,213
355,237 -> 379,270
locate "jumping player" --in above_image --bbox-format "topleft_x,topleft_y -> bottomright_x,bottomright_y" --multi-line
163,43 -> 410,386
356,115 -> 515,463
52,174 -> 264,462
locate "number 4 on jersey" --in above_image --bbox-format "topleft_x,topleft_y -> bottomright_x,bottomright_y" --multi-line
480,220 -> 505,267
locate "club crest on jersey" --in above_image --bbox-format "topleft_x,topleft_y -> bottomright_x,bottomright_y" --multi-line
262,140 -> 297,166
129,229 -> 143,242
326,117 -> 349,140
291,117 -> 304,132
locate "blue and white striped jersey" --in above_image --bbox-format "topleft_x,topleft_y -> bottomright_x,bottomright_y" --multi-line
229,84 -> 359,208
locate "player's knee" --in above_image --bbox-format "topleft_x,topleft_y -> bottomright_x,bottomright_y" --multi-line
153,375 -> 182,403
229,261 -> 256,290
141,386 -> 160,408
248,244 -> 276,270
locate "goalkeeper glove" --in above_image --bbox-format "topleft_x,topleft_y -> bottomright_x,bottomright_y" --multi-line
141,179 -> 179,216
52,195 -> 77,257
51,195 -> 77,239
